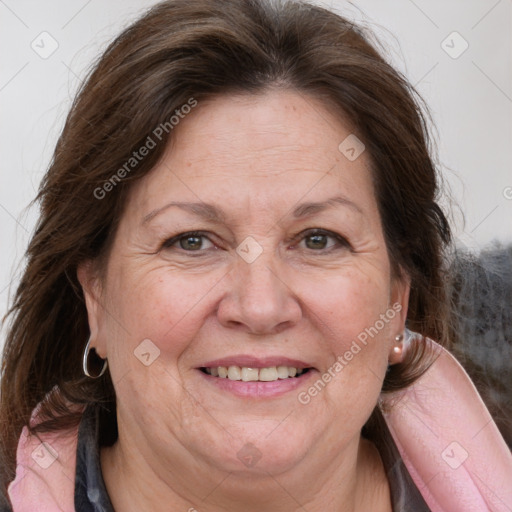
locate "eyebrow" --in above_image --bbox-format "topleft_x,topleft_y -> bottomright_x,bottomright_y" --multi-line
291,195 -> 363,218
142,201 -> 226,225
142,195 -> 362,225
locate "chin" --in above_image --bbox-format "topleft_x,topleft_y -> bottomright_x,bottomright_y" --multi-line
204,421 -> 313,476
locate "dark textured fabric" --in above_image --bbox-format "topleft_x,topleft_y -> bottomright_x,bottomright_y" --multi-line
0,489 -> 11,512
74,406 -> 115,512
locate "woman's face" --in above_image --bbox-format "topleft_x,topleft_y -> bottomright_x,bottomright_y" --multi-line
81,90 -> 408,482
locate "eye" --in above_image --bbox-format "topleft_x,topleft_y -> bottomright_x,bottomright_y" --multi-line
162,231 -> 215,252
296,229 -> 350,252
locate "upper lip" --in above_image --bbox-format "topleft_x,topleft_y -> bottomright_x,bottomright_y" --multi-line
199,355 -> 314,369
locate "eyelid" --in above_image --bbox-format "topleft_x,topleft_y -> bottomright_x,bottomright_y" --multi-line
161,228 -> 351,253
292,228 -> 351,250
161,231 -> 214,250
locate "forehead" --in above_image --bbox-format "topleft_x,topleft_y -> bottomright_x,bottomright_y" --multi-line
125,89 -> 376,221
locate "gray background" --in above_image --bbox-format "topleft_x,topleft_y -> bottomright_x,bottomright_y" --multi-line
1,0 -> 511,350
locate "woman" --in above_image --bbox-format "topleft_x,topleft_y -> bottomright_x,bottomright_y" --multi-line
1,0 -> 510,510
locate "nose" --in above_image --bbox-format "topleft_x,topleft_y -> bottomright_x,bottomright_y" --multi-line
217,254 -> 302,335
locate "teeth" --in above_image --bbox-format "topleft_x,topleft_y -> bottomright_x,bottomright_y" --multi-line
206,365 -> 306,381
259,367 -> 278,381
227,366 -> 241,380
277,366 -> 289,379
241,367 -> 259,382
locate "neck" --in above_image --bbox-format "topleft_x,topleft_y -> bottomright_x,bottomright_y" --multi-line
101,433 -> 391,512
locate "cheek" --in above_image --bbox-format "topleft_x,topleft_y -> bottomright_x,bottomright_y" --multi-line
303,264 -> 393,347
103,266 -> 222,368
298,266 -> 393,408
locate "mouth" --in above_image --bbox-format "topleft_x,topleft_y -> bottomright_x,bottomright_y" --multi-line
200,365 -> 312,382
196,356 -> 316,398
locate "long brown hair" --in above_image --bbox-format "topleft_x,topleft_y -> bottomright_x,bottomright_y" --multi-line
1,0 -> 451,488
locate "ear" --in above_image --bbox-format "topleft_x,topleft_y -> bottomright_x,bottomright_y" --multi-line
77,260 -> 107,358
388,271 -> 411,364
391,272 -> 410,327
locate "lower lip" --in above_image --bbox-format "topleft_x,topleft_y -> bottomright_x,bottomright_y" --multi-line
198,369 -> 316,398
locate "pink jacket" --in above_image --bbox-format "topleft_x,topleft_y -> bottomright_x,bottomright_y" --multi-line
7,340 -> 512,511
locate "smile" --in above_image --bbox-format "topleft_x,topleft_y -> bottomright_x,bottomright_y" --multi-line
197,356 -> 316,397
201,366 -> 311,381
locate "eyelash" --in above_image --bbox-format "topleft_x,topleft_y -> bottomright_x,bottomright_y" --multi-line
161,231 -> 213,253
161,229 -> 351,254
292,228 -> 351,252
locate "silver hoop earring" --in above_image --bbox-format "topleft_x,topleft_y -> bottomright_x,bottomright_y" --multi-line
83,336 -> 108,378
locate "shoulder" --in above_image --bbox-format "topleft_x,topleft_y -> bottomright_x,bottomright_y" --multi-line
381,338 -> 512,510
